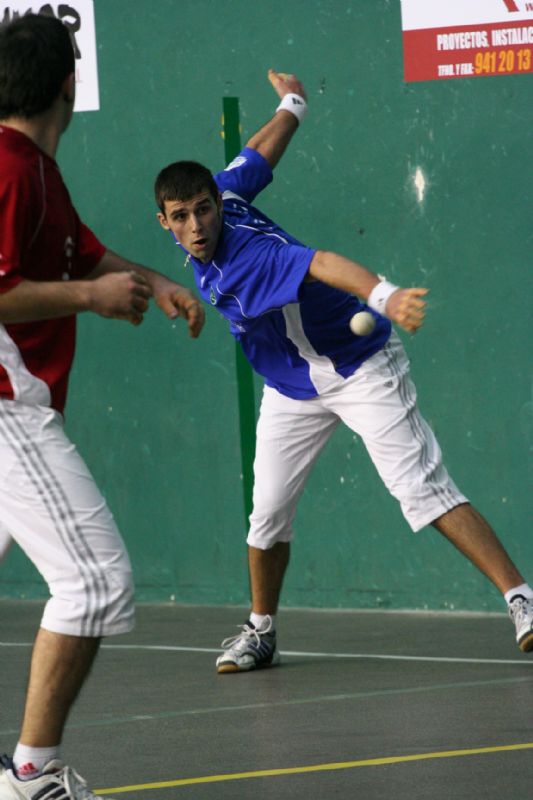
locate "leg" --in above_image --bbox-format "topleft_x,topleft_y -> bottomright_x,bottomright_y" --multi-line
329,335 -> 532,650
433,509 -> 533,653
432,503 -> 524,594
248,541 -> 290,615
19,630 -> 100,747
247,386 -> 338,612
0,403 -> 134,788
216,387 -> 337,673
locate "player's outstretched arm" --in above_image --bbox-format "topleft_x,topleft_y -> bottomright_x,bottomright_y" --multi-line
308,250 -> 428,334
89,249 -> 205,337
0,272 -> 152,327
246,69 -> 307,169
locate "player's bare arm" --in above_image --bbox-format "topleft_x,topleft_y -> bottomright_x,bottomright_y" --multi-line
246,69 -> 307,169
308,250 -> 428,334
89,249 -> 206,338
0,271 -> 151,327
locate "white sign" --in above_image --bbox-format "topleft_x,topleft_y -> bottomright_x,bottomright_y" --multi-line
1,1 -> 100,111
402,0 -> 533,30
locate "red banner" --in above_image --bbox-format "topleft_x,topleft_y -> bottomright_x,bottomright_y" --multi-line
403,19 -> 533,82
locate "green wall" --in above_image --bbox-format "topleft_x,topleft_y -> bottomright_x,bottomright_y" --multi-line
1,1 -> 532,612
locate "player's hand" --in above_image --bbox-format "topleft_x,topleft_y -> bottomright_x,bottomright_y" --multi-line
153,278 -> 205,338
268,69 -> 307,102
385,287 -> 428,333
168,291 -> 205,338
88,271 -> 152,326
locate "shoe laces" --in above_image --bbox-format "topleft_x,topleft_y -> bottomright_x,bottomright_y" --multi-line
220,617 -> 273,650
45,763 -> 103,800
509,596 -> 533,626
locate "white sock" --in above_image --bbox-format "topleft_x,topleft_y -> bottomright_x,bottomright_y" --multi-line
504,583 -> 533,605
250,612 -> 276,631
13,744 -> 60,781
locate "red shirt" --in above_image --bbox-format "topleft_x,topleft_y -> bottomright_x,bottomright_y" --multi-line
0,125 -> 106,413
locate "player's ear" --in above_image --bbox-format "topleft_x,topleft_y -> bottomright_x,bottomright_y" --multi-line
217,193 -> 223,214
61,73 -> 75,104
156,212 -> 170,231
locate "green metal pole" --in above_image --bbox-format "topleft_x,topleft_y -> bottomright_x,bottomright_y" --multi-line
222,97 -> 256,526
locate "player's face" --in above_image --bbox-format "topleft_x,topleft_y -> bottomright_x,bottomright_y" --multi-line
157,191 -> 223,263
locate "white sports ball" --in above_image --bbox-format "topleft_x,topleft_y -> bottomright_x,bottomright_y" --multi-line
349,310 -> 376,336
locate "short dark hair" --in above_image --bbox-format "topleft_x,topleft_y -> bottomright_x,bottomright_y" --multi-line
0,13 -> 75,119
154,161 -> 219,213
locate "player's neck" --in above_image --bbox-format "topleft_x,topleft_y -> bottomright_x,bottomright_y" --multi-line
1,107 -> 65,159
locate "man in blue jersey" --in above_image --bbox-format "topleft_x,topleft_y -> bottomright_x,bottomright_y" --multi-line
155,70 -> 533,670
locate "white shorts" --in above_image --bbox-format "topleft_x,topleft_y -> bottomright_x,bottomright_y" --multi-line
0,400 -> 134,637
248,333 -> 467,549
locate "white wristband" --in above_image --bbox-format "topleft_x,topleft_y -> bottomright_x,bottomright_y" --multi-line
367,280 -> 399,316
276,93 -> 307,123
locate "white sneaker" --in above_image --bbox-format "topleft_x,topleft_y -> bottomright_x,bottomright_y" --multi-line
0,757 -> 111,800
509,595 -> 533,652
216,616 -> 280,673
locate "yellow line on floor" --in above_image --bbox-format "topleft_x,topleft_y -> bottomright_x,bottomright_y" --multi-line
97,742 -> 533,794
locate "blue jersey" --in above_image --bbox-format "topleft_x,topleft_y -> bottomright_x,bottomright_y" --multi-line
180,147 -> 391,399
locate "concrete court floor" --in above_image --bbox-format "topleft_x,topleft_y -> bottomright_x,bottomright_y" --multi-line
0,600 -> 532,800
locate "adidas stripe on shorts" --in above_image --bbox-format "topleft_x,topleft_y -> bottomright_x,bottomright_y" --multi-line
0,400 -> 134,637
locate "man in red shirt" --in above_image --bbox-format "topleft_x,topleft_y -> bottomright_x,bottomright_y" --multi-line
0,14 -> 204,800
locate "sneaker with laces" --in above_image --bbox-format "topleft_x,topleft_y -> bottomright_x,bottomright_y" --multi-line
0,755 -> 111,800
216,616 -> 280,673
509,595 -> 533,653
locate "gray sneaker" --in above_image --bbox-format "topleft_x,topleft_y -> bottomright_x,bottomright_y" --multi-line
216,617 -> 280,673
0,756 -> 111,799
509,596 -> 533,652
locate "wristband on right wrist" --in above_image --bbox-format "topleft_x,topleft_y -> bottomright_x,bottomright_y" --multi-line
367,280 -> 399,316
276,93 -> 307,123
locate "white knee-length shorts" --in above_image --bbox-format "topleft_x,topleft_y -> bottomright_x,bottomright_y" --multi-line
0,400 -> 134,637
247,334 -> 468,550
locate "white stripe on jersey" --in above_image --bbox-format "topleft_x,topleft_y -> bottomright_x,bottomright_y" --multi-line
234,224 -> 288,243
221,189 -> 246,203
223,217 -> 289,244
0,324 -> 51,406
213,223 -> 295,319
211,260 -> 252,319
282,304 -> 347,395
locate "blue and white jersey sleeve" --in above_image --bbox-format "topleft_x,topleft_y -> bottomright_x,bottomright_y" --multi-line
215,147 -> 273,204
